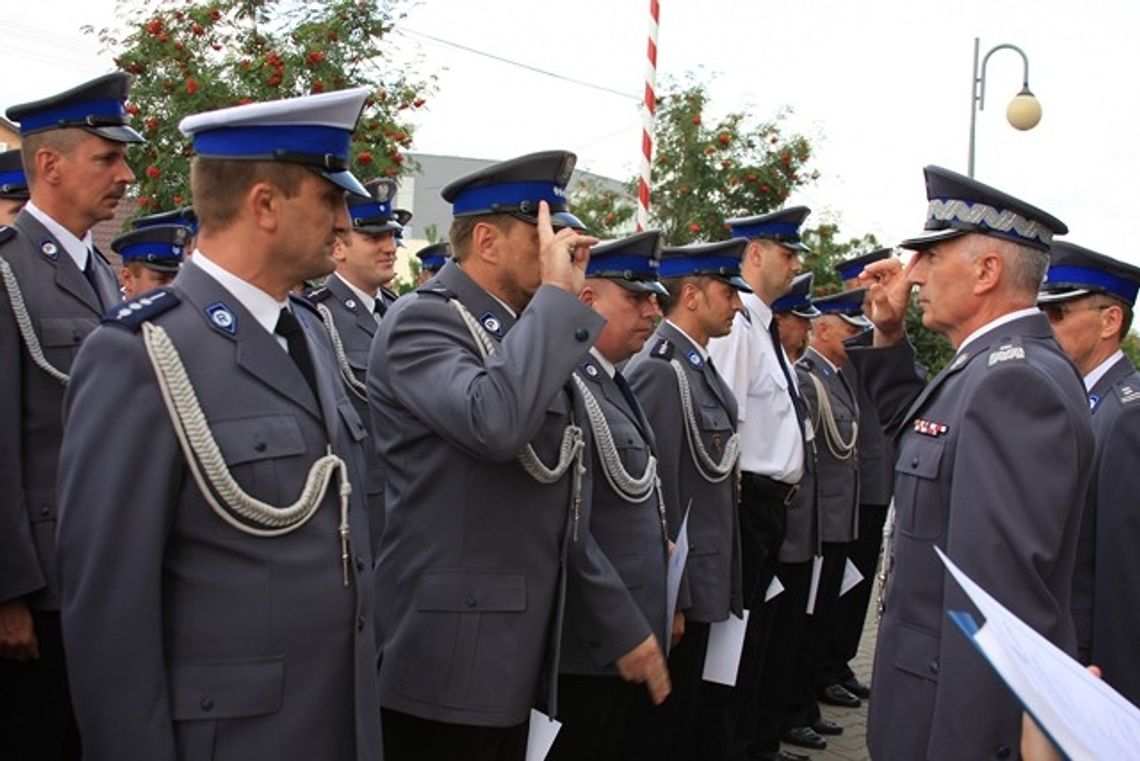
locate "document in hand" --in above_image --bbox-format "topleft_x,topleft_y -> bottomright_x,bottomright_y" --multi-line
938,547 -> 1140,761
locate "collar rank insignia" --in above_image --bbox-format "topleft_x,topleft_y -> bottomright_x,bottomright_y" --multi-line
479,312 -> 503,339
344,298 -> 356,310
914,418 -> 948,437
205,302 -> 238,336
39,239 -> 59,259
686,349 -> 703,368
988,343 -> 1025,366
949,351 -> 970,371
582,361 -> 600,379
1088,394 -> 1100,410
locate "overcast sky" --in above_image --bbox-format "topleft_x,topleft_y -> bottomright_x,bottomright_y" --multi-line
4,0 -> 1137,264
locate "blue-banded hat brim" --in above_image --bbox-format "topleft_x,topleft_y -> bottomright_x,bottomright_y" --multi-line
89,124 -> 146,144
549,211 -> 586,231
789,305 -> 821,318
784,240 -> 811,253
613,278 -> 668,297
716,274 -> 753,293
354,220 -> 402,235
899,228 -> 967,250
321,168 -> 369,198
1037,287 -> 1093,304
135,259 -> 182,273
0,189 -> 29,200
839,313 -> 873,329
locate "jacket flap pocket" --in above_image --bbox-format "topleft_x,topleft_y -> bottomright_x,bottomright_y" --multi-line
212,415 -> 306,466
892,623 -> 941,683
895,436 -> 945,480
39,317 -> 96,347
418,571 -> 526,613
698,404 -> 732,431
169,655 -> 284,720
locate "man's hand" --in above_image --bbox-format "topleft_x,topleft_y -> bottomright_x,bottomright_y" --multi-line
1020,665 -> 1101,761
537,201 -> 597,296
857,256 -> 913,346
615,634 -> 671,705
671,611 -> 685,647
0,598 -> 39,662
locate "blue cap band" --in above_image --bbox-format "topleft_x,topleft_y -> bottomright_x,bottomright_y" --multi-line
119,241 -> 183,262
451,181 -> 567,216
729,220 -> 802,240
836,261 -> 867,281
0,170 -> 26,188
420,254 -> 447,269
587,253 -> 659,279
192,124 -> 350,162
659,255 -> 742,278
348,200 -> 393,217
1045,265 -> 1140,305
817,299 -> 864,315
18,97 -> 126,134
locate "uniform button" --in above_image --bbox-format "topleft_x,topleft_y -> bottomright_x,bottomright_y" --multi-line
996,746 -> 1011,759
911,457 -> 920,468
357,614 -> 365,632
254,441 -> 268,452
355,555 -> 366,572
200,697 -> 214,712
929,659 -> 939,674
40,507 -> 50,517
574,328 -> 590,342
465,596 -> 477,608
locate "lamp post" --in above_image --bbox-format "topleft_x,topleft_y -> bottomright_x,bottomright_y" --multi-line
967,37 -> 1042,177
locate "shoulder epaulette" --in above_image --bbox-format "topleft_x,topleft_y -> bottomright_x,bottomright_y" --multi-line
381,286 -> 399,301
797,355 -> 816,372
289,292 -> 320,317
0,226 -> 14,247
302,285 -> 333,304
417,282 -> 457,300
986,337 -> 1027,368
650,338 -> 674,360
1114,378 -> 1140,406
104,288 -> 181,330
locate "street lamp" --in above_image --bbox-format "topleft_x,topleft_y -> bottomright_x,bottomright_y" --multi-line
967,37 -> 1042,177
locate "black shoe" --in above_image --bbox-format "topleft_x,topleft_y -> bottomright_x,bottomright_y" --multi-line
841,676 -> 872,699
750,750 -> 812,761
781,725 -> 828,750
819,683 -> 862,708
811,717 -> 843,736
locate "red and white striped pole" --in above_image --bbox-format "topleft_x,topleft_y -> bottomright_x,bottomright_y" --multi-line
637,0 -> 659,232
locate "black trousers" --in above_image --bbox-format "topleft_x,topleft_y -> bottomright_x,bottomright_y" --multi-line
381,707 -> 528,761
785,542 -> 848,728
823,502 -> 888,686
723,475 -> 792,760
548,673 -> 644,761
744,558 -> 813,756
0,609 -> 81,761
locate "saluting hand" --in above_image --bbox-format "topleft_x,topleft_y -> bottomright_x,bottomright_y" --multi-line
536,201 -> 597,296
615,633 -> 671,705
858,256 -> 913,346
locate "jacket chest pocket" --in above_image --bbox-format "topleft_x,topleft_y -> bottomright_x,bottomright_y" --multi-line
211,414 -> 307,506
39,316 -> 97,369
894,434 -> 947,539
698,404 -> 733,455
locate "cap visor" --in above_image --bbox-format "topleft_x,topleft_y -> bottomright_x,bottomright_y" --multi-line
839,313 -> 873,329
617,279 -> 668,297
141,261 -> 182,273
720,275 -> 753,293
792,305 -> 821,318
899,228 -> 966,250
785,241 -> 811,253
323,169 -> 369,198
89,125 -> 145,144
550,211 -> 587,231
355,221 -> 403,236
1037,287 -> 1091,304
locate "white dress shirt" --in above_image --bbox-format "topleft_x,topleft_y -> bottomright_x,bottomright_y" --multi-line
191,250 -> 290,350
707,292 -> 804,482
332,272 -> 379,318
1085,349 -> 1125,392
25,200 -> 93,271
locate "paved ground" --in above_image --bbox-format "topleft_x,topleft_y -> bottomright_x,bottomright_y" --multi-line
795,580 -> 879,761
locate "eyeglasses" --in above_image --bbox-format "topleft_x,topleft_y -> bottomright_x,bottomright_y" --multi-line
1041,302 -> 1112,323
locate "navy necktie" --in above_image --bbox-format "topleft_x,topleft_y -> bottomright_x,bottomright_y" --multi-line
769,318 -> 806,427
275,308 -> 319,397
83,250 -> 103,309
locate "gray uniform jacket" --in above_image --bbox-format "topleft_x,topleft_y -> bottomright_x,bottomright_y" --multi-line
0,211 -> 120,610
55,260 -> 381,761
796,347 -> 860,544
1071,354 -> 1140,703
852,313 -> 1093,761
626,322 -> 744,624
842,332 -> 895,507
367,260 -> 651,727
559,354 -> 669,672
305,273 -> 386,550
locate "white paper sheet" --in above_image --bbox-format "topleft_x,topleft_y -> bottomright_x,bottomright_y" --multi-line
702,609 -> 750,686
839,557 -> 865,597
805,555 -> 823,614
938,547 -> 1140,761
526,708 -> 561,761
664,506 -> 691,654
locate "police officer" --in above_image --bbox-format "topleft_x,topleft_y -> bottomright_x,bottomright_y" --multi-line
366,151 -> 668,761
56,88 -> 382,760
624,239 -> 749,761
852,166 -> 1094,760
112,223 -> 187,299
416,240 -> 449,285
549,230 -> 671,761
305,178 -> 408,549
1038,241 -> 1140,703
781,290 -> 867,754
706,206 -> 811,758
131,205 -> 199,254
0,73 -> 142,761
0,148 -> 29,224
819,248 -> 897,703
